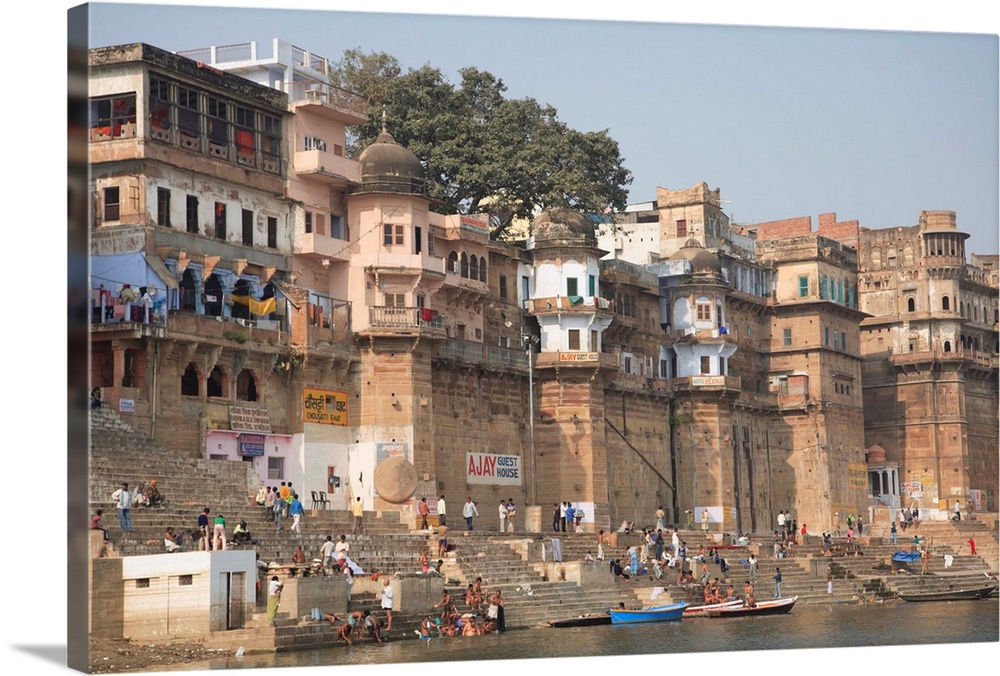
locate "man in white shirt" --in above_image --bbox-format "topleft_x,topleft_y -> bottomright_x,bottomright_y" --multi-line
671,528 -> 680,559
498,500 -> 508,533
334,534 -> 350,567
437,495 -> 447,526
463,497 -> 479,531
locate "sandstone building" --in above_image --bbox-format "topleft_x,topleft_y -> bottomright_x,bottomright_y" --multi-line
87,40 -> 997,537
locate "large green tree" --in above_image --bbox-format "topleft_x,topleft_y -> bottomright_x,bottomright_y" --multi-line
332,49 -> 632,240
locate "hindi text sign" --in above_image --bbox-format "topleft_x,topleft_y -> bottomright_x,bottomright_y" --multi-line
302,388 -> 348,426
229,405 -> 272,433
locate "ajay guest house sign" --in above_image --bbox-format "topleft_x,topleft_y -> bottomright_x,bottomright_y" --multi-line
229,404 -> 272,457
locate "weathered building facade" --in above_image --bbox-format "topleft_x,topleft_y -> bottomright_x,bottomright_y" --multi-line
88,40 -> 996,537
850,211 -> 999,516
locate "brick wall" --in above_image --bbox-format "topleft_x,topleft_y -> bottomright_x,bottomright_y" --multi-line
752,216 -> 812,240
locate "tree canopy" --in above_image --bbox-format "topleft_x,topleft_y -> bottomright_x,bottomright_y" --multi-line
331,49 -> 633,240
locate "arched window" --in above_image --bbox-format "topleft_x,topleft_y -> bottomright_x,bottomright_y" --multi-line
942,296 -> 950,311
181,363 -> 199,396
460,252 -> 469,278
479,256 -> 487,283
207,365 -> 226,398
907,297 -> 915,312
974,305 -> 979,322
469,255 -> 478,281
943,341 -> 951,353
447,251 -> 458,273
236,369 -> 258,401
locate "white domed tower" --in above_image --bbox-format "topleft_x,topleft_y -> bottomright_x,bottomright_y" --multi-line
529,208 -> 614,354
527,208 -> 617,527
666,238 -> 736,377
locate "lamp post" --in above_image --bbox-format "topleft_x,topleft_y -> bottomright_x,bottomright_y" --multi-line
524,334 -> 536,506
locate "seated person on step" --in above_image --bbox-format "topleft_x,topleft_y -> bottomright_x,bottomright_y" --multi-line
164,527 -> 184,552
233,519 -> 252,545
146,480 -> 163,507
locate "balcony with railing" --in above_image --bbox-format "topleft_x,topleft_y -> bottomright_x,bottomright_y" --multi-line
366,306 -> 446,334
293,149 -> 361,186
303,298 -> 353,356
287,80 -> 369,124
888,346 -> 998,370
671,375 -> 743,394
296,232 -> 353,261
672,327 -> 738,345
434,340 -> 530,373
529,296 -> 613,316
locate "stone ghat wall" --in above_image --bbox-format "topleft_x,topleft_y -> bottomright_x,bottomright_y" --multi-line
427,364 -> 685,532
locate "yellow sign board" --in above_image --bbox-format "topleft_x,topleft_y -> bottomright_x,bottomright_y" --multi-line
847,463 -> 868,490
302,388 -> 348,426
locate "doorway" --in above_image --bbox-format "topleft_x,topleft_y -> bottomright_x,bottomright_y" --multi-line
226,572 -> 245,629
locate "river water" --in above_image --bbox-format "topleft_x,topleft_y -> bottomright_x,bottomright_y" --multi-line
158,600 -> 998,674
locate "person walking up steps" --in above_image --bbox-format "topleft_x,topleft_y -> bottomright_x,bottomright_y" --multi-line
352,497 -> 364,534
289,493 -> 304,534
273,492 -> 284,533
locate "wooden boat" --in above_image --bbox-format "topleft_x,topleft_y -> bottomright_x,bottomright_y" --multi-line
705,596 -> 797,617
548,613 -> 612,628
683,600 -> 743,616
609,600 -> 687,624
898,585 -> 998,602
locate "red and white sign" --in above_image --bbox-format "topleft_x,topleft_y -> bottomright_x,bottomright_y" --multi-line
466,452 -> 521,486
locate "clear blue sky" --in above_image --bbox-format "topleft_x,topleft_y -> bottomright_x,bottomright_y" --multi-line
81,1 -> 999,255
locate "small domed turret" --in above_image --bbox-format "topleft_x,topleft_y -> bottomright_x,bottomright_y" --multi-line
353,113 -> 425,195
668,238 -> 723,278
533,208 -> 596,247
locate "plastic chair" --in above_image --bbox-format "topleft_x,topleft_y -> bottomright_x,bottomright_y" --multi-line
311,491 -> 329,510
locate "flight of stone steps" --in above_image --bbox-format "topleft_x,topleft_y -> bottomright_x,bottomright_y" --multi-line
87,406 -> 999,640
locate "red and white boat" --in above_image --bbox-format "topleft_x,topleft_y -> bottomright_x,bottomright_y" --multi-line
705,596 -> 798,617
682,600 -> 743,617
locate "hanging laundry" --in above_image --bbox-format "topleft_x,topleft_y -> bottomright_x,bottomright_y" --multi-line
231,295 -> 277,316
